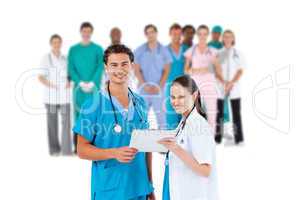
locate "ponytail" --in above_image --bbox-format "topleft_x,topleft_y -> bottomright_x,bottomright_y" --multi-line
195,90 -> 207,119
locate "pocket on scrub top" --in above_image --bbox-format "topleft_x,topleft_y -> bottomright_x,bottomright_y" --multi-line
94,164 -> 122,191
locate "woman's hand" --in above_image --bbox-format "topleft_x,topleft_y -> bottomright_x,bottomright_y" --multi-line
113,147 -> 138,163
158,137 -> 180,152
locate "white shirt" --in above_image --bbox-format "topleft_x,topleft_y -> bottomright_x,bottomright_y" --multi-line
169,109 -> 218,200
40,52 -> 70,104
217,47 -> 246,99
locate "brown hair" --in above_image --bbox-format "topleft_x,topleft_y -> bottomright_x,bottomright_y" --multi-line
144,24 -> 158,34
197,25 -> 210,34
49,34 -> 62,43
169,23 -> 182,33
172,75 -> 207,119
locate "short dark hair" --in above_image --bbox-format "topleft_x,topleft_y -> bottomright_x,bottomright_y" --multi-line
103,44 -> 134,64
49,34 -> 62,43
197,24 -> 210,33
80,22 -> 94,31
182,25 -> 195,33
144,24 -> 158,34
169,23 -> 182,32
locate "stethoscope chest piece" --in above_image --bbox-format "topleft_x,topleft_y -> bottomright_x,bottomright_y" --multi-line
179,138 -> 184,144
114,124 -> 122,133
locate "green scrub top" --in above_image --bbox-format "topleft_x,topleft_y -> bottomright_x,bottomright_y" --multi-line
67,42 -> 104,120
208,40 -> 224,50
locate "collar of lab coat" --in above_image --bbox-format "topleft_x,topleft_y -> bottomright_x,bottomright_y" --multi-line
50,51 -> 65,61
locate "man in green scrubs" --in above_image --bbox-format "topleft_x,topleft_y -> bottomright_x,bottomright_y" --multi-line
68,22 -> 104,151
208,25 -> 224,50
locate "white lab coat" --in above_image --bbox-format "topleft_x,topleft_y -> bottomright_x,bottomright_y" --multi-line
40,52 -> 70,104
168,109 -> 219,200
217,47 -> 246,99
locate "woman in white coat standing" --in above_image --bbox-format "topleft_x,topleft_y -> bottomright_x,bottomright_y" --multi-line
159,75 -> 218,200
215,30 -> 245,145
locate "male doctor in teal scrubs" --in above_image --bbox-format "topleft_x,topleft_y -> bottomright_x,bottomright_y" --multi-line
73,44 -> 155,200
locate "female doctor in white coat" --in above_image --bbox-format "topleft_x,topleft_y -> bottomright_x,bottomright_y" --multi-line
215,30 -> 245,145
159,75 -> 218,200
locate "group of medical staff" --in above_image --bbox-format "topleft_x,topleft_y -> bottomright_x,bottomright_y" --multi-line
38,21 -> 246,200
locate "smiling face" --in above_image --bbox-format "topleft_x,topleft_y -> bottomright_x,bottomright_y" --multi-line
170,83 -> 196,114
145,27 -> 158,43
110,28 -> 122,45
105,53 -> 132,84
223,31 -> 235,47
211,32 -> 221,41
183,27 -> 195,43
170,28 -> 182,44
197,28 -> 209,44
50,37 -> 62,52
80,27 -> 93,43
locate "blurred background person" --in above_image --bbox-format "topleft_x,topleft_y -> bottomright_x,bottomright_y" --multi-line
68,22 -> 104,152
182,24 -> 196,49
110,27 -> 122,45
184,25 -> 224,134
134,24 -> 172,129
165,23 -> 187,129
38,34 -> 72,156
208,25 -> 224,50
215,30 -> 245,145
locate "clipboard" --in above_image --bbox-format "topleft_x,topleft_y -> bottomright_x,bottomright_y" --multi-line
129,129 -> 176,152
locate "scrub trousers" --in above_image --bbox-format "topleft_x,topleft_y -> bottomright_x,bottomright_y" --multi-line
215,98 -> 244,144
45,104 -> 72,155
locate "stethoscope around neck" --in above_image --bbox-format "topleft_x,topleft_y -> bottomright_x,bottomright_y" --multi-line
107,82 -> 145,133
165,105 -> 195,164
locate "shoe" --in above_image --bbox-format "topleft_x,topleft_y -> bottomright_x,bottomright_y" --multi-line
50,152 -> 60,156
223,133 -> 234,140
224,139 -> 235,147
236,141 -> 245,147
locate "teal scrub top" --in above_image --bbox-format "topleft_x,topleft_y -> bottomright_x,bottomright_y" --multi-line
166,44 -> 187,82
165,44 -> 187,129
208,40 -> 224,50
73,90 -> 153,200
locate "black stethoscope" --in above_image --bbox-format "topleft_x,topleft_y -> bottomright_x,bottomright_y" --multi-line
165,106 -> 195,165
107,82 -> 145,133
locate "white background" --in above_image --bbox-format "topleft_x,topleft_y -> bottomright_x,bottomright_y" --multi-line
0,0 -> 303,199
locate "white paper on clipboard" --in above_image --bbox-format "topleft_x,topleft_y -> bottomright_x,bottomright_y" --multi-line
129,129 -> 176,152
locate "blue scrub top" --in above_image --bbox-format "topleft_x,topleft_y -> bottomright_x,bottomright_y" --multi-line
73,90 -> 153,200
134,42 -> 172,84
